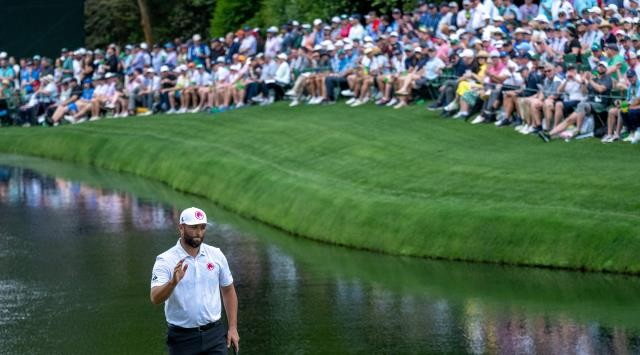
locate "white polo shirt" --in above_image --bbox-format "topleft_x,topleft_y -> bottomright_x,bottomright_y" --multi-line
151,240 -> 233,327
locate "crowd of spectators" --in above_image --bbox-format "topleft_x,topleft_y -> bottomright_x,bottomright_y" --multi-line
2,0 -> 640,144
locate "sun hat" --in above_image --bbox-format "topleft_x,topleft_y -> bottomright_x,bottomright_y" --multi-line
277,53 -> 288,60
179,207 -> 209,225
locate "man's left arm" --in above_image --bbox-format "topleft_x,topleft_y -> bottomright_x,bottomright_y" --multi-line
221,284 -> 239,352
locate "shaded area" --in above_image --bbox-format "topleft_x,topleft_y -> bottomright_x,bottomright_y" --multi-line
1,156 -> 640,354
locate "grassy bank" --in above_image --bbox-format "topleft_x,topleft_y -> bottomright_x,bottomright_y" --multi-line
1,104 -> 639,273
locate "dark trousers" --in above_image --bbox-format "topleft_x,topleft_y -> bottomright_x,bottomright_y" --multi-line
167,322 -> 227,355
436,79 -> 457,107
622,109 -> 640,132
325,76 -> 348,101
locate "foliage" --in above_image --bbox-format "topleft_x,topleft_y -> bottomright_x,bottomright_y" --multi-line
84,0 -> 142,48
209,0 -> 257,37
1,104 -> 640,274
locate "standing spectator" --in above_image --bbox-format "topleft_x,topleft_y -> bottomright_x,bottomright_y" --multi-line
188,34 -> 210,66
264,27 -> 282,58
519,0 -> 538,23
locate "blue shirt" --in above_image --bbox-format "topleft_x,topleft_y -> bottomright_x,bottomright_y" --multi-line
81,88 -> 94,100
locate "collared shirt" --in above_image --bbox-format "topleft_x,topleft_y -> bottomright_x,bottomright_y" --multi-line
151,240 -> 233,328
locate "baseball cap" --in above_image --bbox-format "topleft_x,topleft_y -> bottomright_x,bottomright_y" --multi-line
179,207 -> 210,225
627,70 -> 637,78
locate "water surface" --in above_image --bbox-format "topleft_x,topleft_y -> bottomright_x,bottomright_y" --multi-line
1,155 -> 640,354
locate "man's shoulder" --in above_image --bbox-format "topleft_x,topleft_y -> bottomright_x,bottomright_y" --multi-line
156,243 -> 181,262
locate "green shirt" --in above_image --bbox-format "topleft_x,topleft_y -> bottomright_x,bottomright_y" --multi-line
607,54 -> 628,80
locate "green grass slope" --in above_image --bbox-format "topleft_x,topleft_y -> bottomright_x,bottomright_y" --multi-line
1,103 -> 639,273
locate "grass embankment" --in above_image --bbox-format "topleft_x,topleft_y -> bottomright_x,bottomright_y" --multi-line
1,104 -> 639,273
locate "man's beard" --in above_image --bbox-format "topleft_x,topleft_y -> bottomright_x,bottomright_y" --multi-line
185,236 -> 203,248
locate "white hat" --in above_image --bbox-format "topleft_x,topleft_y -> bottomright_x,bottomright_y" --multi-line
313,44 -> 323,51
494,40 -> 504,48
321,40 -> 332,47
292,20 -> 300,26
490,50 -> 500,57
390,31 -> 399,37
179,207 -> 209,225
326,44 -> 336,51
413,47 -> 423,53
605,4 -> 618,11
459,49 -> 474,58
193,34 -> 202,41
344,44 -> 353,50
313,18 -> 322,26
493,15 -> 504,22
588,7 -> 602,14
105,72 -> 116,79
630,52 -> 637,59
140,42 -> 148,50
160,65 -> 169,72
277,53 -> 288,60
534,14 -> 549,23
267,26 -> 278,33
0,52 -> 6,59
230,64 -> 241,71
145,68 -> 155,73
301,23 -> 311,29
332,16 -> 340,23
598,61 -> 609,68
216,57 -> 225,63
335,40 -> 344,47
364,36 -> 373,43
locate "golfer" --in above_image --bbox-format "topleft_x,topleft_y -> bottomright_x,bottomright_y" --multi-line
150,207 -> 239,354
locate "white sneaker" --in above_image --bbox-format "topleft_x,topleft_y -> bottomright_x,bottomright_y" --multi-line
601,134 -> 612,143
453,111 -> 468,119
89,116 -> 100,121
284,89 -> 295,96
190,108 -> 200,113
341,90 -> 354,97
37,115 -> 46,124
309,97 -> 321,105
345,98 -> 357,105
352,97 -> 368,106
63,115 -> 75,123
386,98 -> 398,107
235,103 -> 244,109
105,102 -> 115,109
251,96 -> 265,103
494,119 -> 504,126
75,118 -> 87,124
166,108 -> 176,114
121,112 -> 129,118
444,100 -> 459,112
623,131 -> 635,142
632,131 -> 640,144
140,111 -> 153,116
289,100 -> 299,107
542,120 -> 548,131
349,99 -> 361,107
177,108 -> 187,113
470,115 -> 485,124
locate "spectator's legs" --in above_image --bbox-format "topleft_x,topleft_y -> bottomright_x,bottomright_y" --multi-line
607,108 -> 619,137
553,101 -> 564,129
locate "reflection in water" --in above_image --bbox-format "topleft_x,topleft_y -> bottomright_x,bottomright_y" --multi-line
1,164 -> 640,354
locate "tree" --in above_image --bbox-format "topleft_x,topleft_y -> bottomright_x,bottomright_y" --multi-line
210,0 -> 257,37
137,0 -> 154,45
85,0 -> 142,48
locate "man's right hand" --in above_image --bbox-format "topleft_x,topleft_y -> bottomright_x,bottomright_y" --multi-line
172,258 -> 188,286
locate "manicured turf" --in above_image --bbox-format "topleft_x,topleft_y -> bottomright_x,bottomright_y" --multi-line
1,103 -> 639,273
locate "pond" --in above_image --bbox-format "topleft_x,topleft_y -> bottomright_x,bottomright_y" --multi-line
1,155 -> 640,354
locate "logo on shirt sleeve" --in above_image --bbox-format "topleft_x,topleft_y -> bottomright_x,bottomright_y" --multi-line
152,274 -> 158,281
207,262 -> 215,271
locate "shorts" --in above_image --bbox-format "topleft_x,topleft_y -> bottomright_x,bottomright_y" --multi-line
67,103 -> 78,112
561,100 -> 580,117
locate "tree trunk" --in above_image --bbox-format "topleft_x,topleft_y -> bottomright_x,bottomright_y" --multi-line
137,0 -> 153,45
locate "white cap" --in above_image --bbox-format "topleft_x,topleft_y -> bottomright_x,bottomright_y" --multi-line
344,44 -> 353,50
193,34 -> 202,41
277,53 -> 288,60
493,15 -> 504,22
160,65 -> 169,72
588,7 -> 602,14
490,50 -> 500,57
460,49 -> 474,58
332,16 -> 340,23
145,68 -> 155,73
364,36 -> 373,43
326,44 -> 335,51
179,207 -> 209,225
413,47 -> 422,53
630,52 -> 637,59
140,42 -> 148,50
0,52 -> 6,59
335,40 -> 344,47
534,14 -> 549,23
605,4 -> 618,11
105,72 -> 116,79
321,39 -> 333,47
292,20 -> 300,26
313,44 -> 323,51
267,26 -> 278,33
313,18 -> 322,26
390,31 -> 399,37
216,57 -> 225,63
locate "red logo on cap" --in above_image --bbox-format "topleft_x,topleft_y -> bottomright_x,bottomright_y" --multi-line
207,262 -> 215,271
195,210 -> 204,220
